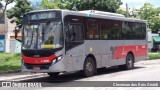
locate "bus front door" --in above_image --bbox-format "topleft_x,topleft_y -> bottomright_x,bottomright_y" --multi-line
65,24 -> 84,72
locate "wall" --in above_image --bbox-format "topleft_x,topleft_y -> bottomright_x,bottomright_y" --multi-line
0,10 -> 20,53
148,31 -> 159,52
0,10 -> 6,52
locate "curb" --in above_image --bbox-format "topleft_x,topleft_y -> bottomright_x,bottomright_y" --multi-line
0,70 -> 21,74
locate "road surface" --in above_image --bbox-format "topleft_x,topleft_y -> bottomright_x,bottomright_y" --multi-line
1,59 -> 160,90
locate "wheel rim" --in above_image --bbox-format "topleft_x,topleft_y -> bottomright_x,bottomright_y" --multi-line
85,62 -> 93,72
127,56 -> 133,67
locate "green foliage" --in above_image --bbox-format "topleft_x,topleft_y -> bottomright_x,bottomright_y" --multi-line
0,0 -> 14,9
76,0 -> 123,12
138,2 -> 160,31
116,8 -> 126,15
148,53 -> 160,60
7,0 -> 33,26
40,0 -> 122,13
0,0 -> 14,21
0,0 -> 3,9
138,3 -> 156,20
0,53 -> 21,72
148,16 -> 160,32
39,0 -> 72,10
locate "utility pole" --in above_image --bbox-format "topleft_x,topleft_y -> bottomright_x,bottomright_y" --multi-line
126,3 -> 129,17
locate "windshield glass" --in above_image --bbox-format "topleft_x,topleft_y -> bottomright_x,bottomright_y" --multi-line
22,21 -> 63,50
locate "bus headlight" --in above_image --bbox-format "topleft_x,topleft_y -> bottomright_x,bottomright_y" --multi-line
52,55 -> 62,64
57,56 -> 62,61
52,59 -> 57,64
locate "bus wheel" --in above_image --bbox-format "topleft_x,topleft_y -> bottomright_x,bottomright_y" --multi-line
48,72 -> 59,77
119,53 -> 134,70
83,57 -> 96,77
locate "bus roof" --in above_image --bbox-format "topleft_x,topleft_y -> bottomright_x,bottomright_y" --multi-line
26,9 -> 146,23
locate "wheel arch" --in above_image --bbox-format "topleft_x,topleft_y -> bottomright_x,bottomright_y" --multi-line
84,54 -> 97,69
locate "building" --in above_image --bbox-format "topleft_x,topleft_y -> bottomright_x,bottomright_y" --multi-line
0,10 -> 7,52
0,10 -> 21,53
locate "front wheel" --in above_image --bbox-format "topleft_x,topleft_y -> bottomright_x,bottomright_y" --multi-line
83,57 -> 96,77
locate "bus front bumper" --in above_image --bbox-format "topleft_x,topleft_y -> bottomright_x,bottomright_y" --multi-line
21,59 -> 66,73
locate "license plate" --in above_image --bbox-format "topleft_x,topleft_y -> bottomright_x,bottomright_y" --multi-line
33,66 -> 40,70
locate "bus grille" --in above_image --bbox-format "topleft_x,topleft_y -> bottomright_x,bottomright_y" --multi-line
24,63 -> 51,70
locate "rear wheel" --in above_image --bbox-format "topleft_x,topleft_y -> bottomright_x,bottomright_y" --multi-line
83,57 -> 96,77
48,72 -> 59,77
119,53 -> 134,70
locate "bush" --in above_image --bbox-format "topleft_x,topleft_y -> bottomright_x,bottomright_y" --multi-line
148,53 -> 160,60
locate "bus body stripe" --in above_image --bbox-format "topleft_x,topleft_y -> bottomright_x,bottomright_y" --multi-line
113,45 -> 147,59
22,54 -> 57,64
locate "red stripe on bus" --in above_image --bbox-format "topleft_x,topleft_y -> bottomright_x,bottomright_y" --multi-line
22,54 -> 57,64
113,45 -> 147,59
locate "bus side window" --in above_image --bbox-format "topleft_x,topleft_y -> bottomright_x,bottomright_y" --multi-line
86,19 -> 99,39
122,22 -> 132,40
142,23 -> 146,40
67,24 -> 83,42
100,20 -> 109,39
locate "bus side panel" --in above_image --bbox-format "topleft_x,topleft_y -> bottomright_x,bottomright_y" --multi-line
83,40 -> 147,69
135,40 -> 148,62
107,40 -> 126,66
84,40 -> 108,68
109,40 -> 147,66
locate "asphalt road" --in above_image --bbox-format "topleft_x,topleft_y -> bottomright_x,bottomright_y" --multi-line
1,60 -> 160,90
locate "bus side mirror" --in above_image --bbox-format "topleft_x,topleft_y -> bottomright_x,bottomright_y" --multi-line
15,30 -> 18,39
14,28 -> 22,42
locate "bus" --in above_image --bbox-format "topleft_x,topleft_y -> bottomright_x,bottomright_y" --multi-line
19,9 -> 147,77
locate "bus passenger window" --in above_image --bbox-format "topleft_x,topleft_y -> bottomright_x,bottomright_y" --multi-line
122,22 -> 132,40
86,19 -> 99,39
100,20 -> 109,39
142,23 -> 146,39
109,20 -> 122,40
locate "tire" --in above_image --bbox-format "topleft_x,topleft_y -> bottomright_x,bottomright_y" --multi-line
119,53 -> 134,70
48,72 -> 59,77
83,57 -> 96,77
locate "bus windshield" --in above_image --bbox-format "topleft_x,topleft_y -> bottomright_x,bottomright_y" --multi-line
22,21 -> 63,50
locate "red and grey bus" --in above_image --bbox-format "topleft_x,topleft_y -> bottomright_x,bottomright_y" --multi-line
19,9 -> 147,77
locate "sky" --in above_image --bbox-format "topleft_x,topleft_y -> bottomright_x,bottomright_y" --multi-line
121,0 -> 160,9
0,1 -> 15,9
1,0 -> 160,10
1,0 -> 38,9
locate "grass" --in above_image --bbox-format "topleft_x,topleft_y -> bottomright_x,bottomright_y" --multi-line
0,53 -> 21,72
148,53 -> 160,60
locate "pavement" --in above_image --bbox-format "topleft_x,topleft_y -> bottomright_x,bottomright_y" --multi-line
1,59 -> 160,90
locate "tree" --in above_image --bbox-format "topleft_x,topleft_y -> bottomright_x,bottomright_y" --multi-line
138,2 -> 160,32
0,0 -> 14,21
7,0 -> 33,26
138,2 -> 156,20
0,0 -> 3,9
148,16 -> 160,32
39,0 -> 72,10
116,8 -> 126,16
76,0 -> 123,12
40,0 -> 122,13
